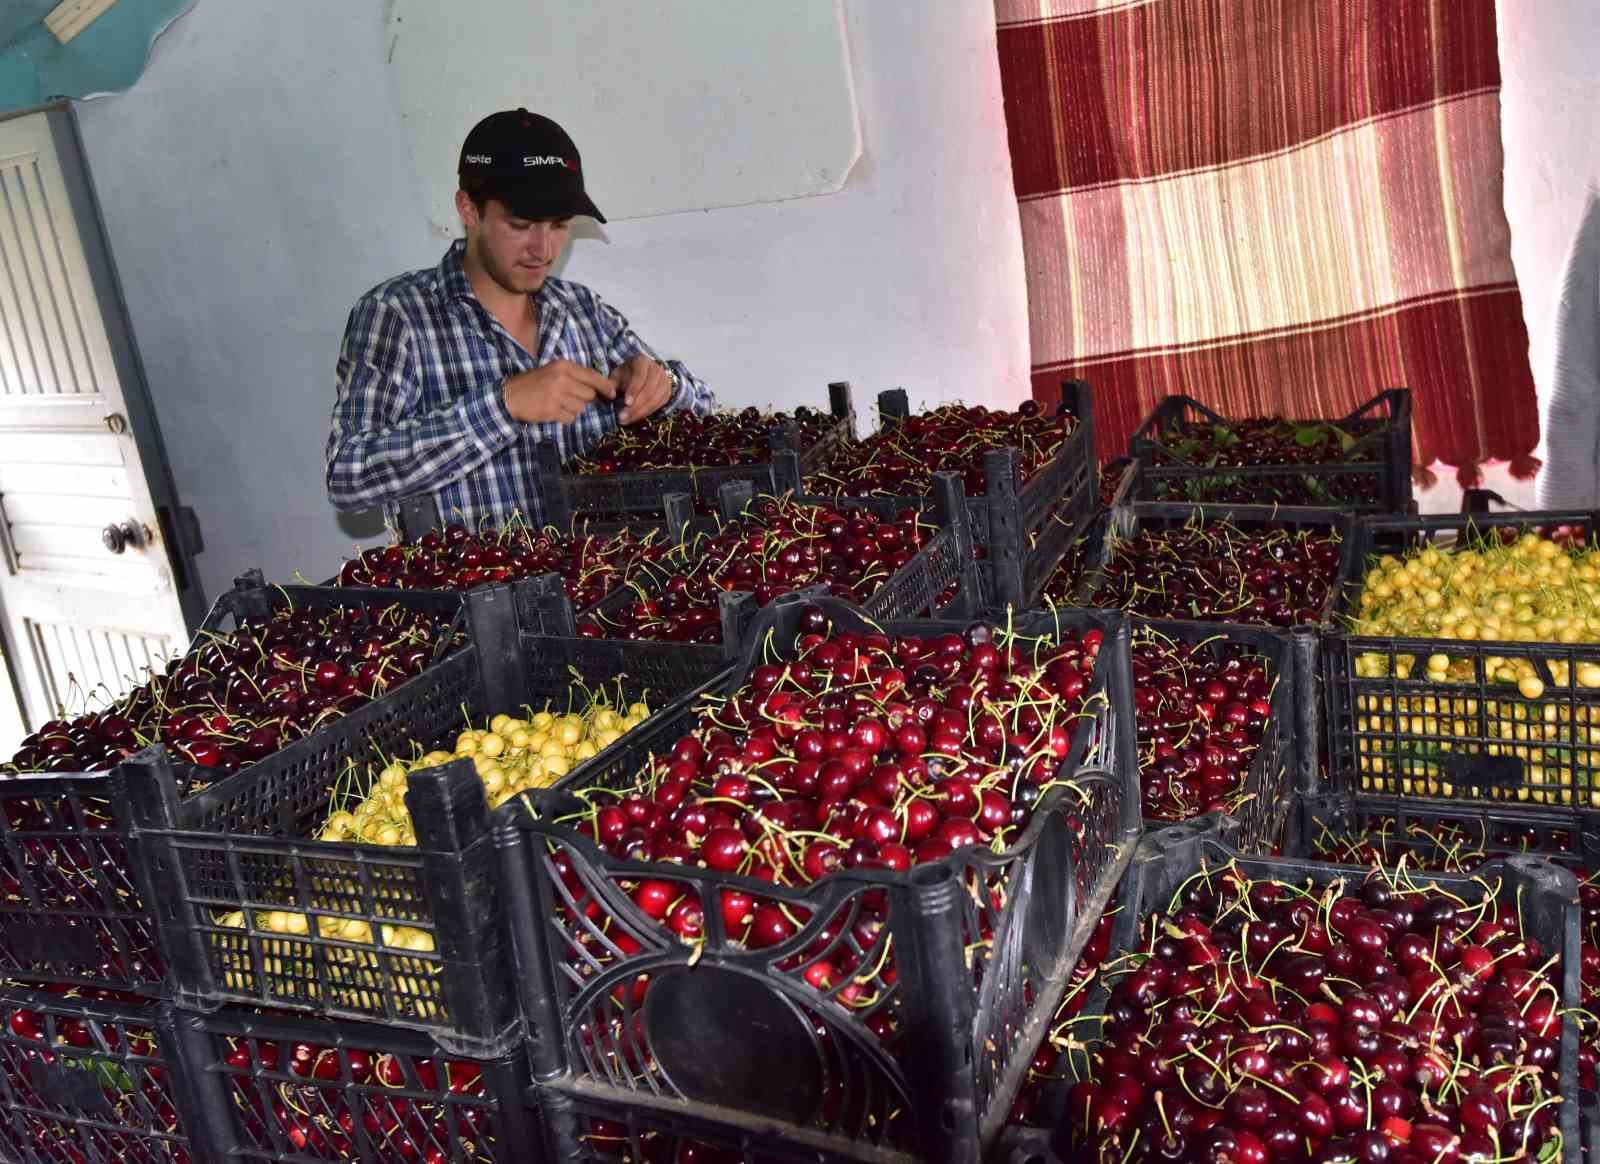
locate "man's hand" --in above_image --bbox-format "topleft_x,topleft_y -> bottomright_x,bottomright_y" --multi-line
615,354 -> 675,425
503,359 -> 617,425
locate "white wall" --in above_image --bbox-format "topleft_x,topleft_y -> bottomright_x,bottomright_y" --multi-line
74,0 -> 1030,603
1497,0 -> 1600,439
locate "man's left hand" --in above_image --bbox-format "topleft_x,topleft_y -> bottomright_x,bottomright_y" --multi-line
615,355 -> 674,425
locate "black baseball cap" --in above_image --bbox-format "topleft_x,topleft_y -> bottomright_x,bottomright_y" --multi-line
457,109 -> 605,223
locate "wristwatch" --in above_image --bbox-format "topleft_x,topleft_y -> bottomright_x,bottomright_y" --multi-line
657,360 -> 681,400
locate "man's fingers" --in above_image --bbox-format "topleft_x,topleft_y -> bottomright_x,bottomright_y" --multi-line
617,373 -> 652,423
558,359 -> 617,397
619,369 -> 670,425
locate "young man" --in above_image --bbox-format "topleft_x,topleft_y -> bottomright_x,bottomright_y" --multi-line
325,109 -> 716,525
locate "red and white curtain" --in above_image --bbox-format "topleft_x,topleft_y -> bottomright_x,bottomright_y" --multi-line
995,0 -> 1540,486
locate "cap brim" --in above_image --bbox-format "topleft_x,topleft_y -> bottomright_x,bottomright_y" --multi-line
499,184 -> 606,224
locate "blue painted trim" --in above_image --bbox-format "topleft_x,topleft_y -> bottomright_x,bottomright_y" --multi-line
0,0 -> 196,114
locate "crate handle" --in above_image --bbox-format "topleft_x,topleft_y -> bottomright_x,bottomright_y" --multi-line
466,583 -> 530,712
715,479 -> 753,523
770,448 -> 803,494
877,387 -> 910,426
117,745 -> 219,1008
827,380 -> 854,420
405,759 -> 520,1056
397,494 -> 442,540
533,441 -> 574,528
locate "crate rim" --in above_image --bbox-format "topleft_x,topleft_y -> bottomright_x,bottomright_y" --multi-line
1062,819 -> 1584,1161
564,397 -> 854,482
496,592 -> 1143,1163
796,382 -> 1093,527
1130,386 -> 1409,465
1076,499 -> 1358,627
1126,388 -> 1411,512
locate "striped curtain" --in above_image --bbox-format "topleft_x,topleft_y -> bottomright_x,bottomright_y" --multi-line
995,0 -> 1540,486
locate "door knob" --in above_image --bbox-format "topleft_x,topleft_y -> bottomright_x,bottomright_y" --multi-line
101,521 -> 143,554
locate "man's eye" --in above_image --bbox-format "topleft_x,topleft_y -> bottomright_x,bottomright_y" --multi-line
507,219 -> 531,230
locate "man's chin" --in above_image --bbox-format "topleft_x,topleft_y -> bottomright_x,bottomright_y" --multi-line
488,266 -> 547,295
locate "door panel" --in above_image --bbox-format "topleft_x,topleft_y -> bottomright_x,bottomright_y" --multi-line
25,617 -> 168,713
0,148 -> 101,398
0,110 -> 189,737
0,461 -> 130,495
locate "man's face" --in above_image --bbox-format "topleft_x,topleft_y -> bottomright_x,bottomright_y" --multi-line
461,196 -> 572,295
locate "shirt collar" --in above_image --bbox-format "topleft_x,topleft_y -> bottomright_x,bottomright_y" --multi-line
438,239 -> 477,305
437,240 -> 571,362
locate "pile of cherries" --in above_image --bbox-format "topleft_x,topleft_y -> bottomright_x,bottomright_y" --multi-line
1046,517 -> 1343,627
1024,863 -> 1574,1164
4,600 -> 457,780
1131,631 -> 1274,823
572,609 -> 1099,876
1310,814 -> 1589,874
570,406 -> 838,473
1146,416 -> 1389,506
337,520 -> 667,611
1311,816 -> 1600,1080
4,990 -> 187,1164
0,600 -> 456,985
1048,865 -> 1572,1163
548,607 -> 1108,1074
222,1034 -> 494,1162
809,400 -> 1074,499
578,496 -> 942,643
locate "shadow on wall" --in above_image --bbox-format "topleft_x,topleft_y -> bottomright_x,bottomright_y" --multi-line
0,0 -> 195,114
337,509 -> 388,540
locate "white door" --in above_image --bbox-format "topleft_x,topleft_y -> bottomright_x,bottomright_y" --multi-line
0,110 -> 189,735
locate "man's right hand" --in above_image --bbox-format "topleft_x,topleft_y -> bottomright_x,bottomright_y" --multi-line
503,360 -> 618,424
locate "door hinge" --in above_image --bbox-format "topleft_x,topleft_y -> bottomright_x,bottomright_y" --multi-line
155,504 -> 203,593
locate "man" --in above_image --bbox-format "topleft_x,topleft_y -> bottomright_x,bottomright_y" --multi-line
325,109 -> 716,525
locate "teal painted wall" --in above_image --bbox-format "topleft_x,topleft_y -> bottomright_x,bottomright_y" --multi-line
0,0 -> 194,112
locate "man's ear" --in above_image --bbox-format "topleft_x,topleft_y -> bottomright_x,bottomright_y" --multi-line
454,189 -> 480,235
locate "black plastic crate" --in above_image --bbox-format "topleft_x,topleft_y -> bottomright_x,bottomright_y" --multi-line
1128,387 -> 1413,512
1131,619 -> 1316,854
168,1007 -> 538,1162
1000,820 -> 1585,1163
122,580 -> 739,1058
580,473 -> 986,657
989,461 -> 1134,619
1032,451 -> 1143,611
0,988 -> 203,1164
535,384 -> 856,524
0,576 -> 467,1000
1290,790 -> 1600,870
498,595 -> 1142,1163
1325,508 -> 1600,810
326,492 -> 711,601
1064,500 -> 1359,627
775,382 -> 1098,613
200,568 -> 470,653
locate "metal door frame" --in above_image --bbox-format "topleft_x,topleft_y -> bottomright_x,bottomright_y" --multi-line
0,100 -> 203,735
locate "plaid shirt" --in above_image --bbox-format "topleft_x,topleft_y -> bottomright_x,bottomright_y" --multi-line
325,240 -> 716,525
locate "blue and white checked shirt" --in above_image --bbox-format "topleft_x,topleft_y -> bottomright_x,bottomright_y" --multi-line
325,240 -> 716,525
